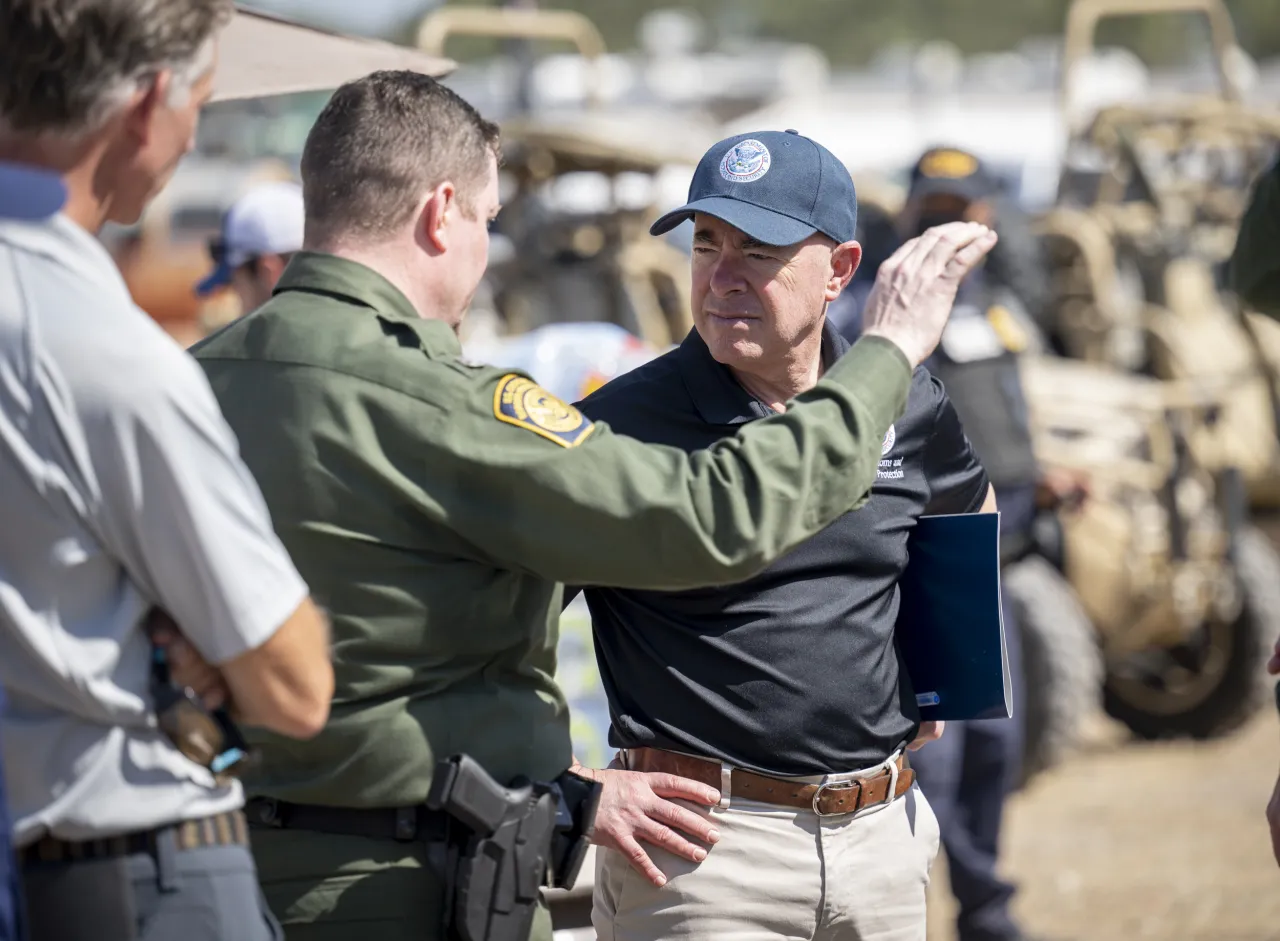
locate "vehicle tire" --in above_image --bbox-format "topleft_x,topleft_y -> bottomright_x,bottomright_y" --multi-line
1003,555 -> 1104,787
1102,525 -> 1280,739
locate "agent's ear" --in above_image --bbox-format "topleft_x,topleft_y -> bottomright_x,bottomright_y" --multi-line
123,72 -> 170,146
826,240 -> 863,301
421,181 -> 457,253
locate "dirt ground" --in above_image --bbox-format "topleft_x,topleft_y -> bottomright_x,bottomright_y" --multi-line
927,706 -> 1280,941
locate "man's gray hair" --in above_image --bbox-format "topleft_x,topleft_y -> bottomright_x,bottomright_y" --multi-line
0,0 -> 232,139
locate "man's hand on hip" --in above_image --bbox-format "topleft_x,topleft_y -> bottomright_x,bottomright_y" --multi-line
861,221 -> 999,369
575,760 -> 722,887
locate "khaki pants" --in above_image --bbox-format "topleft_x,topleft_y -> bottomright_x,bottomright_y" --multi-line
592,757 -> 941,941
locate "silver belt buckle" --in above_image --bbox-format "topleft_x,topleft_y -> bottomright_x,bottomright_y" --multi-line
812,760 -> 900,819
811,779 -> 860,818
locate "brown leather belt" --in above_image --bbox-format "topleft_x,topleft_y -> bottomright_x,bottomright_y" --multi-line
20,810 -> 250,866
627,748 -> 914,817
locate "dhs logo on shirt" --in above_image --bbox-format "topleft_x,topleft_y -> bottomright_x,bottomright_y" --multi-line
877,424 -> 904,481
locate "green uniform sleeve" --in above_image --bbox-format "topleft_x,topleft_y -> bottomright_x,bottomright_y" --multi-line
424,335 -> 910,591
1231,158 -> 1280,317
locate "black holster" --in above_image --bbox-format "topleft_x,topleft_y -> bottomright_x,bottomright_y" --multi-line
426,755 -> 601,941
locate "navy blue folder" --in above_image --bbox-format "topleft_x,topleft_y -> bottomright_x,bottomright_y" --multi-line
895,511 -> 1012,721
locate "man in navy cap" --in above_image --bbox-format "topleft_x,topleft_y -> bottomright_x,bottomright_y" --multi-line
570,130 -> 998,941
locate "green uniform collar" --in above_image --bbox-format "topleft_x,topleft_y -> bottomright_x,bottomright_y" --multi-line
273,251 -> 462,357
275,252 -> 420,319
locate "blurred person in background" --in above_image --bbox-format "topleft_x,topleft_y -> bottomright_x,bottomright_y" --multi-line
1230,154 -> 1280,866
833,146 -> 1086,941
0,2 -> 333,939
196,180 -> 304,316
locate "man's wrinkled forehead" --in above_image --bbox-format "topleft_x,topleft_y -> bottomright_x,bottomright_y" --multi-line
692,214 -> 781,250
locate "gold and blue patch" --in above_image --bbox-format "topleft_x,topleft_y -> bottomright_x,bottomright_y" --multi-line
493,374 -> 595,447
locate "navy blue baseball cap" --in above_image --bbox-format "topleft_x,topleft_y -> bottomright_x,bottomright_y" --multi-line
650,129 -> 857,247
0,162 -> 66,221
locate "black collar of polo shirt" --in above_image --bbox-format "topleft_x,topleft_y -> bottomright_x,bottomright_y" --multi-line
676,318 -> 850,426
272,251 -> 423,326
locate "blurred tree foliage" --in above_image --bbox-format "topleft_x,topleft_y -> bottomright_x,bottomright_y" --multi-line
419,0 -> 1280,67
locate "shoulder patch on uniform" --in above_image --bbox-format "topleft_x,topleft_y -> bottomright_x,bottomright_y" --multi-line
493,374 -> 595,447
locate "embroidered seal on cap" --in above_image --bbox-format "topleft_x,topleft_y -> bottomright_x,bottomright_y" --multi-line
719,139 -> 772,183
493,374 -> 595,447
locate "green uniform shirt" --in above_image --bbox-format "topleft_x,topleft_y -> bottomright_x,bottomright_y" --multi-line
1231,157 -> 1280,317
191,252 -> 912,809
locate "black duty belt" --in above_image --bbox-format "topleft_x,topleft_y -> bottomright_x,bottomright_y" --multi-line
245,796 -> 448,843
21,809 -> 249,866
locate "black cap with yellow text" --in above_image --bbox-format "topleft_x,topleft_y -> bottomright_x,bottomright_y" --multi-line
908,147 -> 998,203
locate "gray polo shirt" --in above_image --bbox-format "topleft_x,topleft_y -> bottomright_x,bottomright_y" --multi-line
0,210 -> 308,845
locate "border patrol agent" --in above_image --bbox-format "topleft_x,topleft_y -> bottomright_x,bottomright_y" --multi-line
0,159 -> 66,941
571,130 -> 994,941
0,3 -> 334,939
190,73 -> 995,941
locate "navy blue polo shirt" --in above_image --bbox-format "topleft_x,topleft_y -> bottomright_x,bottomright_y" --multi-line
574,321 -> 989,775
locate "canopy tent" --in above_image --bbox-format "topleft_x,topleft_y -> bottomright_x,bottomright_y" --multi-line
211,5 -> 455,103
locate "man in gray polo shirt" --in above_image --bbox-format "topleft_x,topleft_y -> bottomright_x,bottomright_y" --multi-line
0,2 -> 334,939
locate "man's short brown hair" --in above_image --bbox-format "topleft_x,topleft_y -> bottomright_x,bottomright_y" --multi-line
300,71 -> 501,247
0,0 -> 232,136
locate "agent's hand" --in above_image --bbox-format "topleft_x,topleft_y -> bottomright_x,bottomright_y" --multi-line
861,222 -> 1000,369
573,759 -> 721,888
147,609 -> 229,712
907,720 -> 944,751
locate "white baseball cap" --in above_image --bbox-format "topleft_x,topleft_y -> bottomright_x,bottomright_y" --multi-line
197,180 -> 304,296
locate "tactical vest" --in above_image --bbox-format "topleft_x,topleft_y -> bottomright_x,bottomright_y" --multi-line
926,281 -> 1039,489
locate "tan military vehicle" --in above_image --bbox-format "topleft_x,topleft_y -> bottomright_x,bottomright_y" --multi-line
1025,0 -> 1280,748
1037,0 -> 1280,503
1019,356 -> 1279,746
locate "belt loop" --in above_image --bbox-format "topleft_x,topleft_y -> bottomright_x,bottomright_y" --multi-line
154,826 -> 181,894
718,763 -> 731,811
